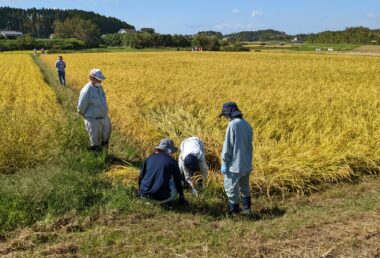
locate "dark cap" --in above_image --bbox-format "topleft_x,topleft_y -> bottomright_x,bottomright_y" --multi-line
184,154 -> 199,175
155,138 -> 178,154
219,102 -> 243,118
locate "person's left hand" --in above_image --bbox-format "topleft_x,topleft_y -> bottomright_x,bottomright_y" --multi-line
192,188 -> 199,197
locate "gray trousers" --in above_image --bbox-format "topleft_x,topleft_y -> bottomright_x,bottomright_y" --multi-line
84,116 -> 112,147
224,172 -> 251,204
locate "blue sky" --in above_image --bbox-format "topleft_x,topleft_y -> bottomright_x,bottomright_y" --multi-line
1,0 -> 380,34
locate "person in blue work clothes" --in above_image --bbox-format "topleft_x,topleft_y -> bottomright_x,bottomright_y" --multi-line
77,68 -> 112,152
139,138 -> 186,205
219,102 -> 253,215
55,56 -> 66,86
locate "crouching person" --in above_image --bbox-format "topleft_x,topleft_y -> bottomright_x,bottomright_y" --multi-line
219,102 -> 253,215
138,138 -> 186,205
179,137 -> 208,195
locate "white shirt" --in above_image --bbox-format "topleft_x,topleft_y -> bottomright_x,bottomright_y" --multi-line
178,137 -> 208,190
179,136 -> 205,160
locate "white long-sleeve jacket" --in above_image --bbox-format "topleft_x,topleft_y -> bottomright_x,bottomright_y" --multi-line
178,137 -> 208,188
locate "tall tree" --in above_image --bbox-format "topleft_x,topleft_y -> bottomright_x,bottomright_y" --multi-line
54,17 -> 100,47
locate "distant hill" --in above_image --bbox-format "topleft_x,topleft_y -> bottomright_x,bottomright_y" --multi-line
226,29 -> 291,42
0,7 -> 134,38
225,27 -> 380,45
307,27 -> 380,44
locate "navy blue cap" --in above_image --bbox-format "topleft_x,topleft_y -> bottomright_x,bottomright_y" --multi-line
184,154 -> 199,174
219,102 -> 243,118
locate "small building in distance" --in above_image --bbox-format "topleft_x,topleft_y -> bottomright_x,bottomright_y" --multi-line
0,30 -> 23,39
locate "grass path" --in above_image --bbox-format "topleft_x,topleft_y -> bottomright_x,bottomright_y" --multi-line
0,175 -> 378,257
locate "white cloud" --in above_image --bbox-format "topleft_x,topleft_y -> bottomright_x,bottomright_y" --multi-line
232,8 -> 240,14
251,10 -> 262,17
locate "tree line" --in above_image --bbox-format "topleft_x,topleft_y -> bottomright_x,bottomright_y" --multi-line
0,7 -> 134,38
307,27 -> 380,44
1,6 -> 379,51
102,30 -> 248,51
226,29 -> 291,42
226,27 -> 380,45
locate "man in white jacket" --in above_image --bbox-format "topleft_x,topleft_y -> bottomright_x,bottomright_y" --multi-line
77,68 -> 112,152
178,137 -> 208,195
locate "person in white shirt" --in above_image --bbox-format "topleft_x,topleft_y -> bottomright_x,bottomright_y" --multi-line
178,137 -> 208,195
77,68 -> 112,152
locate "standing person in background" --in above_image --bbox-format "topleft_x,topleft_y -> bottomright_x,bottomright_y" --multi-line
178,137 -> 208,196
77,68 -> 112,153
219,102 -> 253,215
55,56 -> 66,86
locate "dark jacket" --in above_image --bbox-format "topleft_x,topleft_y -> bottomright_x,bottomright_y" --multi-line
138,153 -> 184,201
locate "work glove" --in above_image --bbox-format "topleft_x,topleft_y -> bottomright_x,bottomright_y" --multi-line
221,164 -> 228,175
192,188 -> 199,197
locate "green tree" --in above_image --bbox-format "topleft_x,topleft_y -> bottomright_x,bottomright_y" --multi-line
192,34 -> 220,51
197,31 -> 223,39
140,28 -> 155,34
102,34 -> 123,46
16,34 -> 35,50
54,17 -> 100,47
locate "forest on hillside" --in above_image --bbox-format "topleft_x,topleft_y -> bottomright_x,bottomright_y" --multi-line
0,7 -> 134,38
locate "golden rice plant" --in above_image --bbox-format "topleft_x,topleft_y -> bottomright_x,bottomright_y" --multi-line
42,52 -> 380,194
0,54 -> 65,173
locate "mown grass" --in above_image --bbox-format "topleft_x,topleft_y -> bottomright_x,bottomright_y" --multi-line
1,175 -> 378,257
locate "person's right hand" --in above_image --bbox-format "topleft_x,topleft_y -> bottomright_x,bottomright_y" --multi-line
221,164 -> 228,174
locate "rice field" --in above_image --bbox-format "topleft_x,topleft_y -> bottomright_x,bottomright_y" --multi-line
0,54 -> 65,173
42,52 -> 380,194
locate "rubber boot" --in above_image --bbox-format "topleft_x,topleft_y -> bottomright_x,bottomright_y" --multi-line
242,197 -> 251,214
228,202 -> 240,215
101,141 -> 109,149
88,145 -> 102,153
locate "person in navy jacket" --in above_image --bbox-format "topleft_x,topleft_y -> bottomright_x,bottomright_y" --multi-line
139,138 -> 186,205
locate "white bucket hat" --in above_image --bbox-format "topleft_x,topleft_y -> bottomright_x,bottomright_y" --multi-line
89,68 -> 106,81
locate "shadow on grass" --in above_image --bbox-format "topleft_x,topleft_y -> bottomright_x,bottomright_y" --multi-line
106,154 -> 142,168
157,198 -> 286,221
